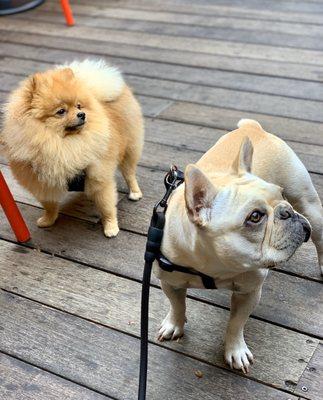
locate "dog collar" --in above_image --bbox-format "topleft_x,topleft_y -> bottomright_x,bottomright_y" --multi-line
67,170 -> 86,192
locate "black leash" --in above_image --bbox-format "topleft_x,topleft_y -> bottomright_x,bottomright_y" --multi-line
138,166 -> 184,400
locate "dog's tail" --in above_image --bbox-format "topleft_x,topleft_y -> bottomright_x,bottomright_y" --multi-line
59,59 -> 125,102
237,119 -> 263,130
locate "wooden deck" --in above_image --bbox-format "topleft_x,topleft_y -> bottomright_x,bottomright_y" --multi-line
0,0 -> 322,398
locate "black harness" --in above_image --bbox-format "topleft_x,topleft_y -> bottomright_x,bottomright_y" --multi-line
157,253 -> 216,289
67,170 -> 86,192
138,166 -> 216,400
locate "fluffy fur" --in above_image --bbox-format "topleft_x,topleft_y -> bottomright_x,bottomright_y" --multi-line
1,59 -> 144,237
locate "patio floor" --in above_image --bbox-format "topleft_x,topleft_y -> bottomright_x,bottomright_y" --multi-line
0,0 -> 322,399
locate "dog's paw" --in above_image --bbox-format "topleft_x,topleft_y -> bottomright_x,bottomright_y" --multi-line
103,223 -> 119,238
128,190 -> 142,201
225,339 -> 254,374
37,215 -> 56,228
157,313 -> 185,341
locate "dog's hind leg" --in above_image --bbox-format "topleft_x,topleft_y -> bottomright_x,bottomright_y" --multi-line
120,151 -> 142,201
158,280 -> 187,341
291,192 -> 323,276
37,201 -> 59,228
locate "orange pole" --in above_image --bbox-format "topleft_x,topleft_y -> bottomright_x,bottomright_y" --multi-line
0,171 -> 30,243
60,0 -> 75,26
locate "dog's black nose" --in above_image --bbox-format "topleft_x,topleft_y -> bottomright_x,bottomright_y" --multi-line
77,112 -> 86,120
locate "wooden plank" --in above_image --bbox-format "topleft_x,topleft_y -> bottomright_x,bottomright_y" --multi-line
0,353 -> 111,400
0,291 -> 297,400
295,343 -> 323,399
39,2 -> 323,37
0,203 -> 322,336
71,0 -> 323,24
130,76 -> 323,121
1,49 -> 323,102
14,9 -> 323,51
159,101 -> 323,146
2,31 -> 323,82
1,67 -> 322,122
2,18 -> 323,66
143,120 -> 323,175
0,239 -> 318,392
64,0 -> 323,24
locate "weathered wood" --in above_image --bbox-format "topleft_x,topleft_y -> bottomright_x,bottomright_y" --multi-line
295,343 -> 323,399
39,2 -> 323,38
0,291 -> 297,400
2,68 -> 322,122
14,8 -> 323,51
159,101 -> 323,146
2,31 -> 323,82
0,203 -> 322,337
2,19 -> 323,66
60,0 -> 323,24
0,353 -> 111,400
0,239 -> 318,391
2,49 -> 323,101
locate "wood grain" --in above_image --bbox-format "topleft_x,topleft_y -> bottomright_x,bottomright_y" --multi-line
0,291 -> 297,400
60,0 -> 323,24
0,353 -> 111,399
14,8 -> 323,51
2,48 -> 323,101
2,30 -> 323,82
2,19 -> 323,66
295,343 -> 323,400
0,239 -> 318,391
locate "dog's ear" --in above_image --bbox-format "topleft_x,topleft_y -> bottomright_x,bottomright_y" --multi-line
184,164 -> 217,227
231,137 -> 254,175
22,73 -> 44,108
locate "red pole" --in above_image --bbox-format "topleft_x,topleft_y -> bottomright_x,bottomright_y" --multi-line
0,171 -> 30,243
60,0 -> 75,26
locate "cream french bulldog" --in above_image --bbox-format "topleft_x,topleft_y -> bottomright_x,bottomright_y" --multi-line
154,119 -> 322,373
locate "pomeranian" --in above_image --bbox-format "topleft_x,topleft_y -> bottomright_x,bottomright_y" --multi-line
1,59 -> 144,237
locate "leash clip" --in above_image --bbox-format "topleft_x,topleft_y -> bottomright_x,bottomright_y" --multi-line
154,165 -> 184,212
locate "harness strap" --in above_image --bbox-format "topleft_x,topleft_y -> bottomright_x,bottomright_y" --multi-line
157,254 -> 217,289
67,170 -> 86,192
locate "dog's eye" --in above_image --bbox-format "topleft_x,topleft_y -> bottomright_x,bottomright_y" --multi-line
56,108 -> 66,116
248,210 -> 264,224
77,104 -> 82,110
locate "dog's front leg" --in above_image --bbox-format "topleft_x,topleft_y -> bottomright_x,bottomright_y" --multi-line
225,286 -> 262,374
158,280 -> 187,341
88,177 -> 119,238
37,201 -> 59,228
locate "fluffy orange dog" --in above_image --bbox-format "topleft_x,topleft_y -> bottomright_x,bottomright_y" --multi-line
1,60 -> 144,237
